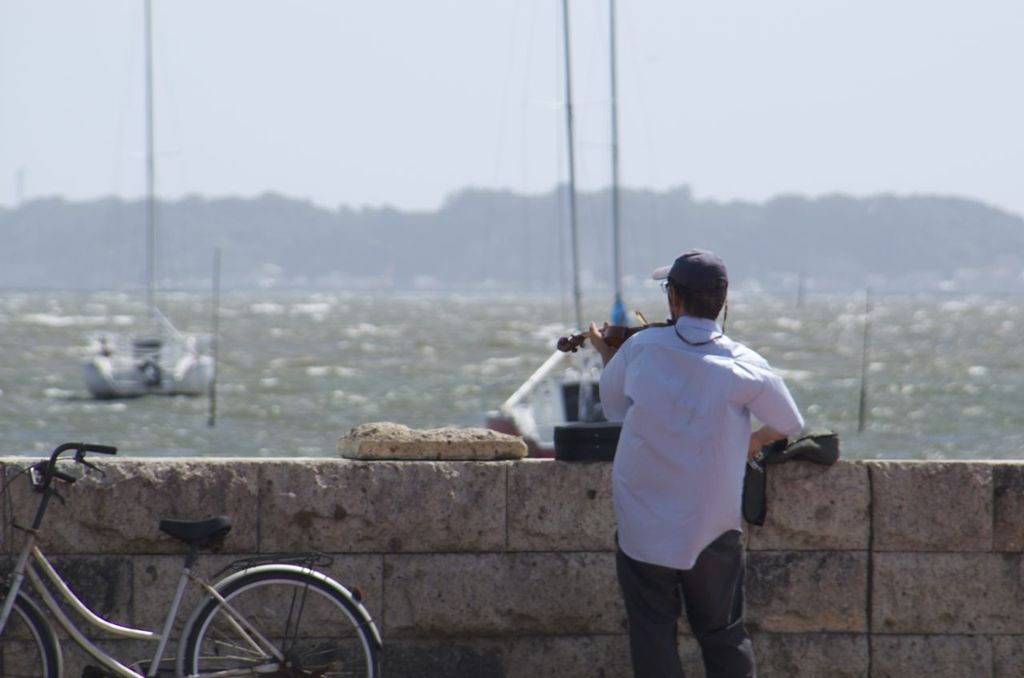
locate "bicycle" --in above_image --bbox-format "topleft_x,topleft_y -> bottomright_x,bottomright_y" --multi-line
0,442 -> 382,677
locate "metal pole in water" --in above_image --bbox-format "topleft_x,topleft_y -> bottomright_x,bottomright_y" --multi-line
608,0 -> 626,326
207,248 -> 221,428
857,288 -> 872,433
144,0 -> 157,320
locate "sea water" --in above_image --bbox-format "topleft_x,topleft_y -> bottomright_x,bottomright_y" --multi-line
0,289 -> 1021,460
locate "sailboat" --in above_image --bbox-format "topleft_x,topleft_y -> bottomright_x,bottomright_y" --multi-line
486,0 -> 626,455
83,0 -> 215,399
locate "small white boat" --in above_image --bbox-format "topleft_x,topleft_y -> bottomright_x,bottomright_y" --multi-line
84,312 -> 214,399
82,0 -> 216,400
487,0 -> 625,456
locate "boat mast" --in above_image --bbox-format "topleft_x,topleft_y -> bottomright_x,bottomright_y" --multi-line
609,0 -> 626,326
143,0 -> 156,319
560,0 -> 583,332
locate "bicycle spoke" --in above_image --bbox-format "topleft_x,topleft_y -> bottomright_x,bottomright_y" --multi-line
199,643 -> 267,661
281,582 -> 307,655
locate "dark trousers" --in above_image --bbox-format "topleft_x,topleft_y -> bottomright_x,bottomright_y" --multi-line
616,530 -> 755,678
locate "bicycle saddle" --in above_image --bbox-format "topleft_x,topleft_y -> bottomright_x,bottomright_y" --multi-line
159,515 -> 232,548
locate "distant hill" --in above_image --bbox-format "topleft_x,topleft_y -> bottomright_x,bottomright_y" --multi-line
2,187 -> 1022,294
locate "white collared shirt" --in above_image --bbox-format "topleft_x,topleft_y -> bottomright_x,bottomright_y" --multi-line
600,315 -> 804,570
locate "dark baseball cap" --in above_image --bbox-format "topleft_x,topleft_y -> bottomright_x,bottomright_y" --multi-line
651,249 -> 728,291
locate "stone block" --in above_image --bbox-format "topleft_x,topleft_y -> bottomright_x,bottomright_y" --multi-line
338,422 -> 527,460
131,553 -> 384,633
382,552 -> 623,636
258,460 -> 507,553
994,464 -> 1024,551
62,639 -> 163,678
753,633 -> 869,678
993,635 -> 1024,678
871,461 -> 992,552
383,638 -> 508,678
748,461 -> 870,551
872,553 -> 1024,634
507,459 -> 615,551
2,459 -> 259,554
384,636 -> 635,678
503,635 -> 635,678
746,551 -> 868,633
383,634 -> 871,678
871,635 -> 992,678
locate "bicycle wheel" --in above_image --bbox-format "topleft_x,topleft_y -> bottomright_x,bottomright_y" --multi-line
180,568 -> 379,678
0,592 -> 61,678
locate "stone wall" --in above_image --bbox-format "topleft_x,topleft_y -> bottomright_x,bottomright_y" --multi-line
1,456 -> 1022,677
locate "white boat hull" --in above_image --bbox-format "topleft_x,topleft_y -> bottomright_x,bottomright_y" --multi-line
84,353 -> 214,399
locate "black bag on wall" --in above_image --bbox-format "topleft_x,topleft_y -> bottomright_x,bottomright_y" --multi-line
742,431 -> 840,526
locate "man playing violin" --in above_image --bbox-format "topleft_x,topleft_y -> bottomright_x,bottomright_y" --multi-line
589,249 -> 803,678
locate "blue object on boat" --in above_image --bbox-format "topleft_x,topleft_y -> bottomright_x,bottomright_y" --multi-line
611,298 -> 627,326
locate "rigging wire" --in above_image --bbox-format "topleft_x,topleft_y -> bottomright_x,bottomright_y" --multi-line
618,3 -> 661,277
477,0 -> 525,288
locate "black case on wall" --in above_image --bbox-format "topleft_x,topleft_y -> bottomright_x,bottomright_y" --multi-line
554,422 -> 622,462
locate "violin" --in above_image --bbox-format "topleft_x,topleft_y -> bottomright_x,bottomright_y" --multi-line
556,314 -> 672,353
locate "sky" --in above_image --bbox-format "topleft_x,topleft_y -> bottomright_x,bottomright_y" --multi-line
2,0 -> 1023,216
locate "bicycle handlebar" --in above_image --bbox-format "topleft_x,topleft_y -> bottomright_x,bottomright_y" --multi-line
36,442 -> 118,491
49,442 -> 117,463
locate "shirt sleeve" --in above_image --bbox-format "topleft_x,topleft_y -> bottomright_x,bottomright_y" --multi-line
599,346 -> 630,422
746,369 -> 804,436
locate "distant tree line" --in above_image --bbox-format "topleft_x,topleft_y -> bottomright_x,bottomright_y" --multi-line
2,186 -> 1022,294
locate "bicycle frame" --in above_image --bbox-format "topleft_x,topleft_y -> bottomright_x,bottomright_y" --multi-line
1,524 -> 282,678
2,523 -> 179,677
